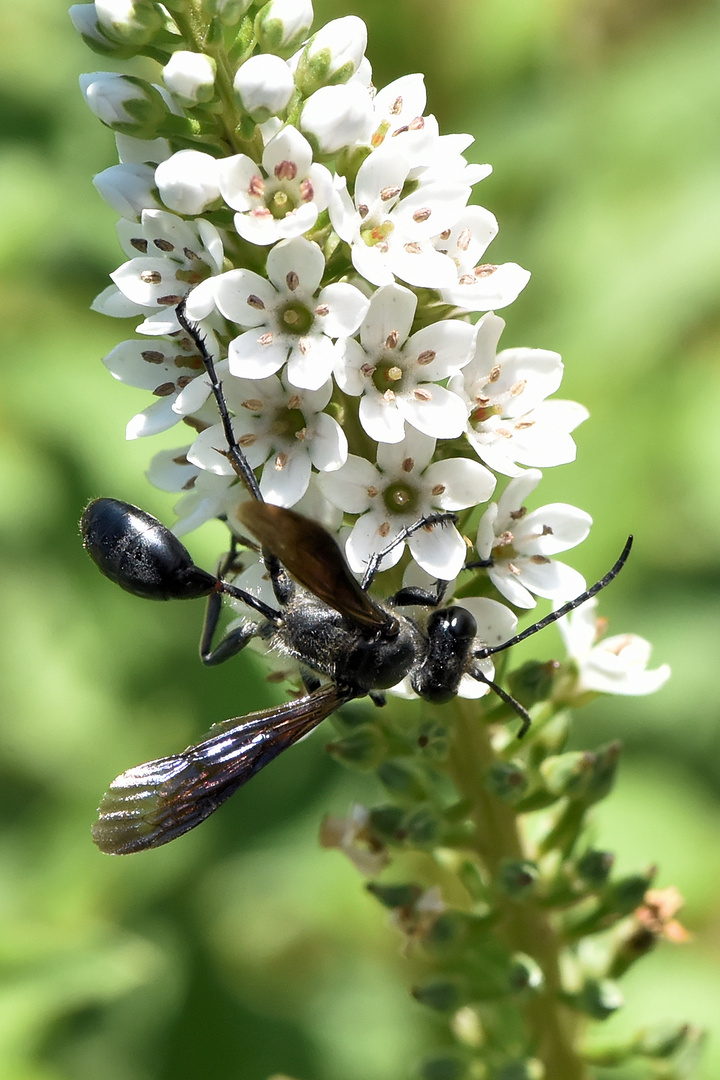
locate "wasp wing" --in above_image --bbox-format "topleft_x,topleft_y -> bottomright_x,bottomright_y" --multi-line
237,501 -> 388,630
92,683 -> 351,855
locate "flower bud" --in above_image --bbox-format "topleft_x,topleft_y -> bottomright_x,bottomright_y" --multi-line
495,1060 -> 545,1080
606,868 -> 658,915
506,659 -> 560,708
496,858 -> 539,900
163,51 -> 216,106
376,759 -> 430,802
484,760 -> 528,804
326,724 -> 384,769
633,1021 -> 695,1060
401,804 -> 442,847
417,1052 -> 470,1080
254,0 -> 313,55
416,720 -> 449,762
300,82 -> 373,155
568,977 -> 623,1019
368,804 -> 406,844
575,849 -> 614,889
233,54 -> 295,121
94,0 -> 165,47
295,16 -> 367,95
155,150 -> 221,215
93,162 -> 161,219
69,5 -> 123,55
79,72 -> 168,136
207,0 -> 253,22
540,751 -> 595,799
412,976 -> 468,1013
507,952 -> 544,995
366,881 -> 421,909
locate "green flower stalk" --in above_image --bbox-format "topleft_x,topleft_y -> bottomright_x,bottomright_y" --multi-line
72,0 -> 694,1076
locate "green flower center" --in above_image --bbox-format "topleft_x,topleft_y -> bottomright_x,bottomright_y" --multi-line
372,358 -> 406,395
280,302 -> 314,336
383,482 -> 419,517
270,405 -> 306,441
360,220 -> 394,248
269,189 -> 296,220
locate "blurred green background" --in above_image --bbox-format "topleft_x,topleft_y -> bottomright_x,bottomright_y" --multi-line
0,0 -> 719,1077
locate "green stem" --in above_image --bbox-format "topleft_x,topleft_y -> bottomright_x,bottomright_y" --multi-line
447,698 -> 588,1079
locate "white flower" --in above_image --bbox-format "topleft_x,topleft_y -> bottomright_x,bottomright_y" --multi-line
103,331 -> 218,439
233,54 -> 295,120
186,368 -> 347,507
219,126 -> 333,246
162,51 -> 216,107
556,599 -> 671,699
155,150 -> 221,215
450,313 -> 589,477
300,82 -> 374,155
93,162 -> 161,220
329,150 -> 470,288
196,236 -> 369,391
436,205 -> 531,313
107,209 -> 224,315
319,428 -> 496,580
336,282 -> 474,443
367,75 -> 489,186
476,470 -> 591,609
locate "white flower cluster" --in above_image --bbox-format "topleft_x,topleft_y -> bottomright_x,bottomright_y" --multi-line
76,0 -> 668,700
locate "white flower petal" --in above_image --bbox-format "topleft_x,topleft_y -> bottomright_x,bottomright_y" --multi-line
308,412 -> 348,472
408,522 -> 466,578
359,394 -> 406,443
260,449 -> 311,506
423,457 -> 496,510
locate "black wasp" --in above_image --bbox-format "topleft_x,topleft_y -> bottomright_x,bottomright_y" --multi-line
81,304 -> 632,855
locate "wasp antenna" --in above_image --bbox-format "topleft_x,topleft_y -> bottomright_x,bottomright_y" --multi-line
479,535 -> 634,658
175,300 -> 263,503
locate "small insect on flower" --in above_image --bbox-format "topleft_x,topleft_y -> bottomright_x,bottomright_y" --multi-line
81,307 -> 632,855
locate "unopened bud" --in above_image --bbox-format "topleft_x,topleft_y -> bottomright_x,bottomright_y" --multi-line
495,1059 -> 545,1080
366,881 -> 421,909
234,54 -> 295,121
633,1021 -> 694,1059
294,15 -> 367,96
207,0 -> 253,22
155,150 -> 221,215
401,804 -> 442,847
93,162 -> 161,219
485,760 -> 528,803
79,72 -> 168,136
163,51 -> 216,106
575,849 -> 614,889
507,952 -> 544,995
368,804 -> 406,844
507,659 -> 560,708
94,0 -> 165,47
568,977 -> 623,1019
254,0 -> 313,55
376,759 -> 430,802
496,858 -> 539,900
540,750 -> 595,799
326,724 -> 384,769
412,976 -> 467,1013
300,82 -> 373,155
417,1052 -> 470,1080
